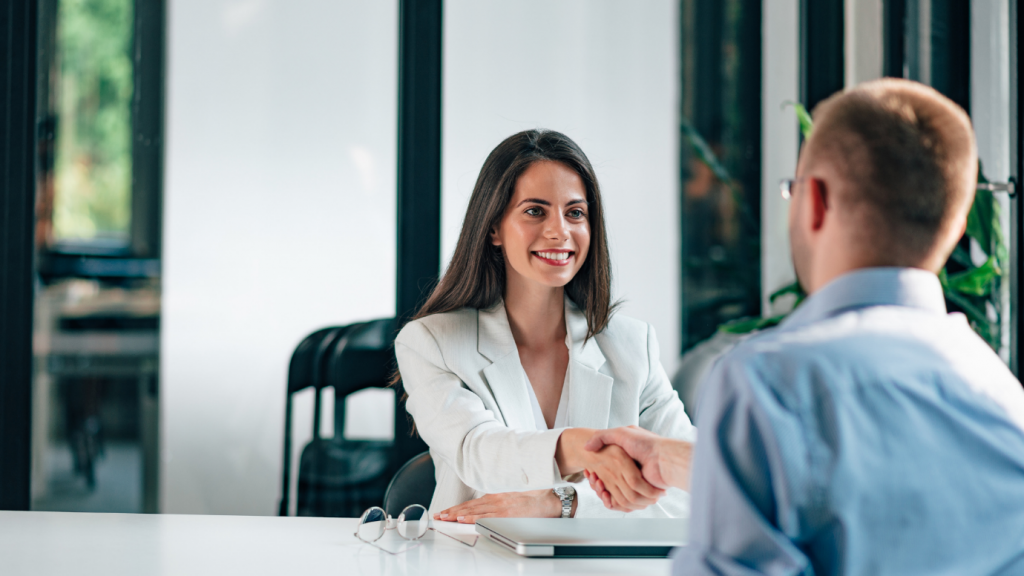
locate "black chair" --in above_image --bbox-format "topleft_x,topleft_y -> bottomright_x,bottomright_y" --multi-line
278,325 -> 351,516
383,452 -> 435,516
283,318 -> 426,517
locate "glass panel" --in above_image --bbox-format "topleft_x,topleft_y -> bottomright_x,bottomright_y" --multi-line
679,0 -> 762,350
159,0 -> 398,515
32,0 -> 156,514
49,0 -> 134,248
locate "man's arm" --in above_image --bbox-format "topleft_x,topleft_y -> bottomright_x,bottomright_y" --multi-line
676,354 -> 813,575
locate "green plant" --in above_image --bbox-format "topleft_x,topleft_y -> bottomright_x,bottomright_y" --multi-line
712,102 -> 1007,351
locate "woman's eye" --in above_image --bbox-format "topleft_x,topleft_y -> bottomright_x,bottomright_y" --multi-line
568,209 -> 585,218
525,207 -> 543,217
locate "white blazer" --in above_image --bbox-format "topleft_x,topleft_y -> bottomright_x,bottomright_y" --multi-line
394,297 -> 697,518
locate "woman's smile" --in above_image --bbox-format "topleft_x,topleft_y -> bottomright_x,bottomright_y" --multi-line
533,249 -> 575,266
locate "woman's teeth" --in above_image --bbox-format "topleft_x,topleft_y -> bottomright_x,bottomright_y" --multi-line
536,252 -> 571,261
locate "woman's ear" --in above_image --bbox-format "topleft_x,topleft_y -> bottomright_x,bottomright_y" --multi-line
489,225 -> 502,246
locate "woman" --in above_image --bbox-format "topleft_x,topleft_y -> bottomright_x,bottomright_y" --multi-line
394,130 -> 695,522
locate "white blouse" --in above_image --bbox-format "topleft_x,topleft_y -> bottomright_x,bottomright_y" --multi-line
524,363 -> 571,430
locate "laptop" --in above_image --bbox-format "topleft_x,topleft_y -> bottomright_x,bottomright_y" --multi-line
475,518 -> 687,558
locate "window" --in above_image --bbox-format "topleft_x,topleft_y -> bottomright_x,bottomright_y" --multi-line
679,0 -> 762,350
48,0 -> 135,249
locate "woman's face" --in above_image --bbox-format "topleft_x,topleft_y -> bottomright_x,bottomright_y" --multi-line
490,160 -> 591,290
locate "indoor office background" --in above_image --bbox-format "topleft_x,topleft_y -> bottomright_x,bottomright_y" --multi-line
0,0 -> 1021,520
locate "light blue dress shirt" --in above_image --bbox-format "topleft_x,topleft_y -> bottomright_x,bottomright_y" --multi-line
674,267 -> 1024,575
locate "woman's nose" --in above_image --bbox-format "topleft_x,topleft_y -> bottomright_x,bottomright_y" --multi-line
544,213 -> 570,240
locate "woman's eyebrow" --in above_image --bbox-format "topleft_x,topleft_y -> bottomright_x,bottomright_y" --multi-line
515,198 -> 588,207
516,198 -> 550,207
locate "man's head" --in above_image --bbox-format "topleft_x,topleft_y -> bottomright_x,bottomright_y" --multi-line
789,78 -> 978,293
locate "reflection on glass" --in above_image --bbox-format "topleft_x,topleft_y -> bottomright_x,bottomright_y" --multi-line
679,0 -> 762,350
50,0 -> 134,246
32,0 -> 159,514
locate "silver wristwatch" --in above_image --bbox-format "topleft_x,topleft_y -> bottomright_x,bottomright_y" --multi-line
553,486 -> 575,518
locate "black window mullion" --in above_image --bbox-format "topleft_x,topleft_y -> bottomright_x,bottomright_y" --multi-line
394,0 -> 441,463
0,0 -> 38,512
884,0 -> 907,78
801,0 -> 845,111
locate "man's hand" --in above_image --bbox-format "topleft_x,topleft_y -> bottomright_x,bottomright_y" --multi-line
555,428 -> 665,513
432,489 -> 567,523
583,426 -> 693,509
579,444 -> 665,512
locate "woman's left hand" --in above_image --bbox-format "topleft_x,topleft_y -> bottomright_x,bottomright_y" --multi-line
433,489 -> 564,524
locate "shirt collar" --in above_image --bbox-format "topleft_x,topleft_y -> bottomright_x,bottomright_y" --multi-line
780,267 -> 947,330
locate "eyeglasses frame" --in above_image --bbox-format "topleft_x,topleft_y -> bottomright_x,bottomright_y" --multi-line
354,504 -> 478,555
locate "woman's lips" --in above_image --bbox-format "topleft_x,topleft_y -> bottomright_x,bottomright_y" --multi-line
533,251 -> 575,267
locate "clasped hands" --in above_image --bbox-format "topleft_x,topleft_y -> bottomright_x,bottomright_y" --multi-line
434,426 -> 691,523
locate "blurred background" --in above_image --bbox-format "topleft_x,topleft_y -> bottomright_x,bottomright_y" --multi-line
1,0 -> 1020,517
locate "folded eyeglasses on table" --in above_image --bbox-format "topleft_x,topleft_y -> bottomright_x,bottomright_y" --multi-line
354,504 -> 479,555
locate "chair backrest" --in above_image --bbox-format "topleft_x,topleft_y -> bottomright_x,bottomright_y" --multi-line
383,451 -> 435,517
280,325 -> 349,516
281,317 -> 427,517
325,318 -> 399,439
287,326 -> 348,393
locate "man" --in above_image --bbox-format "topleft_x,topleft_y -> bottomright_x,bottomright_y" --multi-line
585,79 -> 1024,574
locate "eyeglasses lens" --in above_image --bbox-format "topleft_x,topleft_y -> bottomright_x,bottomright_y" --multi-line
397,505 -> 429,540
357,508 -> 388,542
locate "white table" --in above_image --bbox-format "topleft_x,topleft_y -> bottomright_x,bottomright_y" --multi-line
0,512 -> 674,575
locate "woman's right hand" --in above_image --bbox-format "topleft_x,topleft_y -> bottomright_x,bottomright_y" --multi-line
556,428 -> 665,512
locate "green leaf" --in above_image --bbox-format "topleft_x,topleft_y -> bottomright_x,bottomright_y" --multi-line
944,288 -> 999,349
947,256 -> 1001,296
680,117 -> 734,185
769,280 -> 806,306
948,245 -> 973,268
966,186 -> 995,254
965,161 -> 1009,268
943,288 -> 989,327
718,313 -> 789,335
782,101 -> 814,140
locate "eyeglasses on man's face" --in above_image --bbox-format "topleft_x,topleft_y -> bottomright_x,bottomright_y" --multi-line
354,504 -> 478,555
779,177 -> 805,200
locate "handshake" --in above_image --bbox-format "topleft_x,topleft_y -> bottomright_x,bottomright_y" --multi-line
434,426 -> 694,524
574,426 -> 693,513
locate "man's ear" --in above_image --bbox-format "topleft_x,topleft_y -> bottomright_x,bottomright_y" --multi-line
809,177 -> 829,231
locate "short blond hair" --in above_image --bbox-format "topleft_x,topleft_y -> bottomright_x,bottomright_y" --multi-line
805,79 -> 977,258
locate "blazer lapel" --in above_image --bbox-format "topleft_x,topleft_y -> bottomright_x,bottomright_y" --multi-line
478,303 -> 536,430
564,297 -> 614,430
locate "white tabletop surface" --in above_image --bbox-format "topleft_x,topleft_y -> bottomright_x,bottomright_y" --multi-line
0,511 -> 674,576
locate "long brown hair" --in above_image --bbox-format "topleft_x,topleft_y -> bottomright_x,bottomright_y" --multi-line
417,129 -> 614,335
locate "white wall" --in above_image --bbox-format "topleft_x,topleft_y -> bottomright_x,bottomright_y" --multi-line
845,0 -> 883,87
442,0 -> 681,368
761,0 -> 801,313
970,0 -> 1012,361
162,0 -> 398,515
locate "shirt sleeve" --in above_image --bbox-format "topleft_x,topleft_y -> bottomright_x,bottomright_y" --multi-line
672,352 -> 815,576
